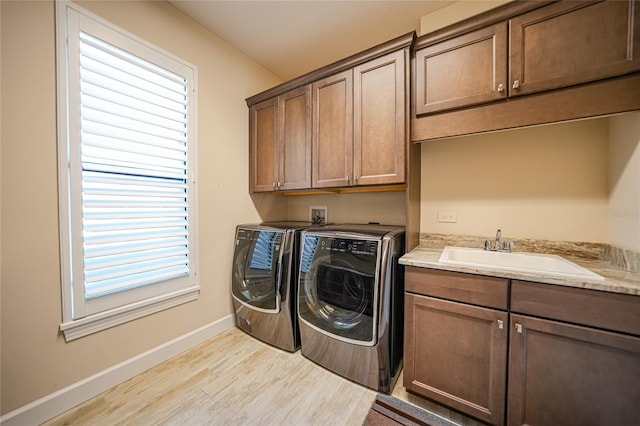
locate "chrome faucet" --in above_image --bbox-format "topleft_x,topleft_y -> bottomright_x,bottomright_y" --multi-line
485,229 -> 514,252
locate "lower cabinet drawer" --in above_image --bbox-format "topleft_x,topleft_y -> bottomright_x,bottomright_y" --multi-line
405,266 -> 509,310
511,280 -> 640,336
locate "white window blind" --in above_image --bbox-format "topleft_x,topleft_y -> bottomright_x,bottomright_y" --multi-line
80,32 -> 191,298
57,1 -> 199,340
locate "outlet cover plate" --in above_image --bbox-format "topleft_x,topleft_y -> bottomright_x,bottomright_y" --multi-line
438,211 -> 457,223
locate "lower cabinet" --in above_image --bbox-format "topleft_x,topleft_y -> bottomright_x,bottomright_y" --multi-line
508,314 -> 640,426
405,267 -> 640,426
404,294 -> 508,425
404,267 -> 509,425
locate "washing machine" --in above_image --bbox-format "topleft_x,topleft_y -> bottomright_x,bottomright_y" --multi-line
297,224 -> 405,393
232,221 -> 311,352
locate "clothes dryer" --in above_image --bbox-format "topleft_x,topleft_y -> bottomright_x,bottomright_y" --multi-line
232,221 -> 311,352
297,224 -> 405,392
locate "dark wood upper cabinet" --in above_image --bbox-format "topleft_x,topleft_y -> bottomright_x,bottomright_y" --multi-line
278,86 -> 312,191
413,0 -> 640,118
247,32 -> 413,193
509,0 -> 640,97
313,50 -> 407,189
415,22 -> 508,115
312,70 -> 353,189
249,97 -> 278,192
249,85 -> 311,193
354,50 -> 407,186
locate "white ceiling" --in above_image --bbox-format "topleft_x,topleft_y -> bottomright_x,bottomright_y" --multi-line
169,0 -> 454,81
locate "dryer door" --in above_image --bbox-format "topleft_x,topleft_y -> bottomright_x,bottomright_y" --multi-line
232,228 -> 283,313
298,234 -> 380,346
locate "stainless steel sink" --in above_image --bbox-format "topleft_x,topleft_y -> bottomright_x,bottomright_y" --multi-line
438,246 -> 604,280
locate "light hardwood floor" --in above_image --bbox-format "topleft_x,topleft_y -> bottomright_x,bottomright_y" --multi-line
43,326 -> 482,426
42,327 -> 377,426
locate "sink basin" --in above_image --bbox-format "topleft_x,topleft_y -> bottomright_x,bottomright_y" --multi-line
439,246 -> 604,281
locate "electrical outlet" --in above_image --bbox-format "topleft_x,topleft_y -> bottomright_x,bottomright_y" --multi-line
438,211 -> 457,223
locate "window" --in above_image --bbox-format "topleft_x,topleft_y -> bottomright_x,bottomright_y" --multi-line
56,1 -> 199,341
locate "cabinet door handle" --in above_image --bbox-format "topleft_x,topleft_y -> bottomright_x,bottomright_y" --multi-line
515,323 -> 523,334
497,320 -> 504,329
345,176 -> 350,183
512,79 -> 520,89
497,83 -> 504,92
277,181 -> 281,188
272,182 -> 276,189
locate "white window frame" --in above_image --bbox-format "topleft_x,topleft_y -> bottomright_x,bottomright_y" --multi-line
56,1 -> 199,341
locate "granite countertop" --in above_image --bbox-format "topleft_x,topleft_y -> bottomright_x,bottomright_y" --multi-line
400,236 -> 640,296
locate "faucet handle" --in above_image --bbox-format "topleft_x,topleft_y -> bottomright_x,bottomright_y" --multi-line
484,240 -> 491,250
503,241 -> 515,252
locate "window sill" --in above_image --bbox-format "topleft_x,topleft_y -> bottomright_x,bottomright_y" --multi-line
60,286 -> 200,341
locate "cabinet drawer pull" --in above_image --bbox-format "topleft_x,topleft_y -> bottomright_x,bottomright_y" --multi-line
512,79 -> 520,89
497,320 -> 504,329
515,323 -> 523,334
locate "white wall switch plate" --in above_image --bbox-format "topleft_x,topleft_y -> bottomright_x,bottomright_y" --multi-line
438,211 -> 457,223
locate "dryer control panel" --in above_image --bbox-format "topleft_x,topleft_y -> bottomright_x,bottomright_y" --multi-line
320,237 -> 378,255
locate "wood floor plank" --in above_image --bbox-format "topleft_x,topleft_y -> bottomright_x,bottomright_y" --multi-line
42,328 -> 376,425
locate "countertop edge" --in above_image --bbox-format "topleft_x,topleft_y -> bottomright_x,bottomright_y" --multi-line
400,247 -> 640,296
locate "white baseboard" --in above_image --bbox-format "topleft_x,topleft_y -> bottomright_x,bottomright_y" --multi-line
0,314 -> 235,426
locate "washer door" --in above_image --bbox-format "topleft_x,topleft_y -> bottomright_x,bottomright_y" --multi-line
298,235 -> 379,346
232,228 -> 283,313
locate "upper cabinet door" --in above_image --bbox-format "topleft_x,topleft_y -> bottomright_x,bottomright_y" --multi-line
312,70 -> 353,189
249,97 -> 278,192
509,0 -> 640,97
353,50 -> 406,186
279,85 -> 311,191
415,22 -> 508,115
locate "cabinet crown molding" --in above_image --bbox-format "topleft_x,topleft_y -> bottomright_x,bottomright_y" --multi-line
413,0 -> 554,50
246,31 -> 415,107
